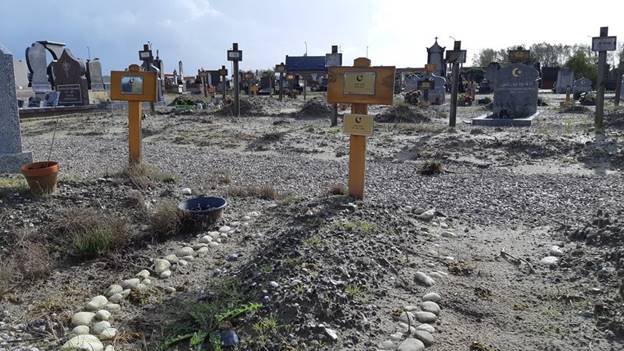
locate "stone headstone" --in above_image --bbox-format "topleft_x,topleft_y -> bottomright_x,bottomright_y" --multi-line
491,63 -> 539,118
13,59 -> 29,90
50,49 -> 89,106
554,68 -> 574,94
426,38 -> 446,77
620,79 -> 624,99
87,59 -> 105,91
26,42 -> 52,93
0,44 -> 33,173
405,73 -> 446,105
572,78 -> 592,96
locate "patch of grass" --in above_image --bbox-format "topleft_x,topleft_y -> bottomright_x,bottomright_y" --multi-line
114,163 -> 177,188
419,160 -> 444,175
51,208 -> 129,259
0,259 -> 17,297
259,263 -> 273,274
304,234 -> 323,249
0,177 -> 29,198
345,284 -> 363,300
228,184 -> 280,200
252,314 -> 278,344
150,199 -> 181,239
336,220 -> 377,234
158,278 -> 260,351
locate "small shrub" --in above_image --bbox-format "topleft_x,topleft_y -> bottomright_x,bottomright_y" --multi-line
419,161 -> 444,175
228,185 -> 279,200
115,163 -> 177,188
0,259 -> 17,296
14,241 -> 53,279
51,208 -> 129,259
150,200 -> 181,239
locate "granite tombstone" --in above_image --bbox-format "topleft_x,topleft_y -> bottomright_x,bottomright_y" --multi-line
0,44 -> 33,172
555,68 -> 575,93
13,59 -> 29,90
50,49 -> 89,105
572,77 -> 592,96
87,58 -> 105,91
491,63 -> 539,118
26,42 -> 52,92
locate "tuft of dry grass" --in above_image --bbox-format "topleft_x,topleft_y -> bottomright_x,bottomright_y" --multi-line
419,160 -> 444,176
228,184 -> 280,200
51,207 -> 129,259
150,199 -> 181,239
0,177 -> 29,198
115,163 -> 177,188
0,260 -> 17,297
327,184 -> 347,196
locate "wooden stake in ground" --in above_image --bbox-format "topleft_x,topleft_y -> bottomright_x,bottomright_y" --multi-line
219,65 -> 228,101
446,41 -> 467,127
327,58 -> 395,200
592,27 -> 617,133
615,68 -> 622,107
110,64 -> 157,164
227,43 -> 243,117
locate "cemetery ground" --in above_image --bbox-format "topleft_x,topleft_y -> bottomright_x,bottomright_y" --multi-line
1,92 -> 624,351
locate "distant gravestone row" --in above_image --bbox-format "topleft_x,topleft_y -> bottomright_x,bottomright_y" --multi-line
21,41 -> 104,107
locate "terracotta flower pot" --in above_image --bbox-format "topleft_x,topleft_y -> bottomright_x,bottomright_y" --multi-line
20,161 -> 60,195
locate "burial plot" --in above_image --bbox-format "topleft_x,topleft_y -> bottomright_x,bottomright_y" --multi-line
405,74 -> 446,105
572,78 -> 592,97
555,68 -> 574,93
472,59 -> 540,126
50,49 -> 89,106
0,44 -> 33,172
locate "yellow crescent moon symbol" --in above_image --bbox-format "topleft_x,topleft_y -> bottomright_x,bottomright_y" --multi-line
512,68 -> 521,77
355,116 -> 362,123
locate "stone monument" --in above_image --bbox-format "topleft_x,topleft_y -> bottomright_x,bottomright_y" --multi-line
0,44 -> 33,173
472,50 -> 539,126
426,38 -> 446,77
86,58 -> 105,91
572,77 -> 592,97
50,49 -> 89,106
406,73 -> 446,105
13,59 -> 29,90
26,42 -> 52,93
554,68 -> 574,93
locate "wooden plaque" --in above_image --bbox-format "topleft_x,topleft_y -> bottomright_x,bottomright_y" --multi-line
343,114 -> 374,136
110,65 -> 157,102
327,66 -> 395,105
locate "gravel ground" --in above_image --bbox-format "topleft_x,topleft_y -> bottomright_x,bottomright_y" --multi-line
1,92 -> 623,350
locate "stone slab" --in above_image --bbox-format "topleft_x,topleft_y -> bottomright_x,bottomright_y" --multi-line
470,111 -> 540,127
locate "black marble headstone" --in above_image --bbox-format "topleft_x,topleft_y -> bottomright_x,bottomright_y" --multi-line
50,49 -> 89,106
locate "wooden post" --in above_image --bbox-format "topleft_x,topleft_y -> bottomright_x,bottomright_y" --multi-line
232,43 -> 240,117
595,27 -> 609,133
221,65 -> 227,101
331,104 -> 338,127
128,101 -> 142,164
615,68 -> 622,106
449,41 -> 461,127
303,76 -> 307,101
348,57 -> 371,200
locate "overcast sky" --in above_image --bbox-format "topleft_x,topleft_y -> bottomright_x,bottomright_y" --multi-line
1,0 -> 622,74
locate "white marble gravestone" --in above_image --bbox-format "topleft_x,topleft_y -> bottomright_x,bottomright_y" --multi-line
1,44 -> 32,173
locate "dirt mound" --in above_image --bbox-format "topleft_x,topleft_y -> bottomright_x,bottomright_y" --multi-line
216,97 -> 256,116
559,210 -> 624,337
375,104 -> 432,123
296,98 -> 333,118
168,95 -> 209,107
